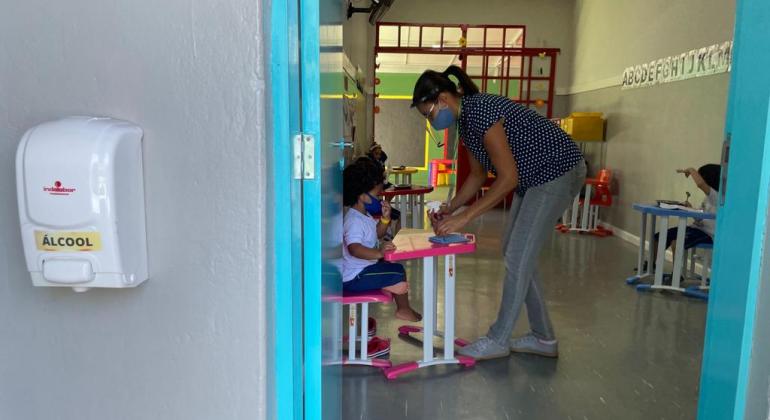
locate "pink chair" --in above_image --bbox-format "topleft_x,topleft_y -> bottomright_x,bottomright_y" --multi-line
429,159 -> 455,187
342,290 -> 393,368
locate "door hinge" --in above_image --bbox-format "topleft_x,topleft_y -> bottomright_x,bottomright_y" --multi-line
293,134 -> 315,180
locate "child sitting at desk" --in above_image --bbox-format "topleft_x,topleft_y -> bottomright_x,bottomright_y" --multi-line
343,161 -> 422,322
655,164 -> 720,253
357,157 -> 401,238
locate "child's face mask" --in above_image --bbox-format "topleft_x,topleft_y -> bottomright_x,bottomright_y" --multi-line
363,192 -> 382,214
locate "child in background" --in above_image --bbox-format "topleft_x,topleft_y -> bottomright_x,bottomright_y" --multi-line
655,164 -> 721,253
367,142 -> 393,189
343,161 -> 421,322
367,142 -> 388,167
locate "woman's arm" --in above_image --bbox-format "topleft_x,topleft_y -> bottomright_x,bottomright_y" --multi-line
447,151 -> 487,213
435,120 -> 518,235
457,120 -> 518,221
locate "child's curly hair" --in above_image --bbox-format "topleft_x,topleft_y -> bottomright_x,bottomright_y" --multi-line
355,156 -> 386,185
343,160 -> 377,206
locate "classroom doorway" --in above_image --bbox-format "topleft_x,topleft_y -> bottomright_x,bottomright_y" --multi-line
268,0 -> 770,419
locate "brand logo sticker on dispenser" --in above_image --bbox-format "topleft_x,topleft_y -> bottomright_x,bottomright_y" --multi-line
35,231 -> 102,252
43,180 -> 76,196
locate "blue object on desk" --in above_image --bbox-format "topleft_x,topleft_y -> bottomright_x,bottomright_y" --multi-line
429,234 -> 470,244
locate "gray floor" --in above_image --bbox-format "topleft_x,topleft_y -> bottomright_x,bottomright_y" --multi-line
342,208 -> 707,420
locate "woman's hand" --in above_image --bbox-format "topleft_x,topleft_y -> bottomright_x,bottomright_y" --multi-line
434,213 -> 470,236
677,168 -> 697,178
428,202 -> 452,226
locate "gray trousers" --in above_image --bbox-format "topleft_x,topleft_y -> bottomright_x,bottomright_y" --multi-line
487,162 -> 587,344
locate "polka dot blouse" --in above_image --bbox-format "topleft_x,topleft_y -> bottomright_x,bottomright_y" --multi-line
459,93 -> 583,196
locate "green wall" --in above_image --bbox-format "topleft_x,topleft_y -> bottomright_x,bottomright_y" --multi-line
377,73 -> 420,96
377,72 -> 522,99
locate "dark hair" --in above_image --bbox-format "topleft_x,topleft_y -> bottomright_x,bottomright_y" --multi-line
411,65 -> 479,108
356,156 -> 386,185
698,164 -> 721,192
343,160 -> 377,206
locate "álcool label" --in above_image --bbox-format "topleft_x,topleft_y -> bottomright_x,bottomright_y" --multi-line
35,231 -> 102,252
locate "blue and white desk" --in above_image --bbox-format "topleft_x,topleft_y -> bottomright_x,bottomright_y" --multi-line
627,204 -> 715,294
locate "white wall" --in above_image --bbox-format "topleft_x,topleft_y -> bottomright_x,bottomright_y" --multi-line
0,1 -> 269,419
570,0 -> 736,93
343,11 -> 376,155
567,0 -> 735,234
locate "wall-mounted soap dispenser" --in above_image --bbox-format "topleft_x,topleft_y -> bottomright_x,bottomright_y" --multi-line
16,116 -> 148,292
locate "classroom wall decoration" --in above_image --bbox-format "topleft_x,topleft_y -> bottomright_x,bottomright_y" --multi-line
621,41 -> 733,90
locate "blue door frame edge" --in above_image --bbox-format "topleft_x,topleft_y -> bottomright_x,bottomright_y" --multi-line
299,0 -> 324,417
268,0 -> 303,418
698,1 -> 770,418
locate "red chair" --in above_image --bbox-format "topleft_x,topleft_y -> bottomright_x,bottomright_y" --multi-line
598,169 -> 612,184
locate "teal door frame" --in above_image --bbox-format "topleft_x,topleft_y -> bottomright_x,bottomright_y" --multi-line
269,0 -> 343,419
298,0 -> 333,417
268,0 -> 304,418
272,1 -> 770,419
299,0 -> 344,417
698,0 -> 770,419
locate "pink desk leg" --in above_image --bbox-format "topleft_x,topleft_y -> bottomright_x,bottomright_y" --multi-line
422,256 -> 435,363
385,254 -> 476,379
444,254 -> 455,359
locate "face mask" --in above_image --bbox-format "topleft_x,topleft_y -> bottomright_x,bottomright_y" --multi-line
363,193 -> 382,215
430,104 -> 456,130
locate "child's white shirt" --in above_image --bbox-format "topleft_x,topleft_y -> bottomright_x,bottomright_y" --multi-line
342,209 -> 378,282
692,188 -> 719,237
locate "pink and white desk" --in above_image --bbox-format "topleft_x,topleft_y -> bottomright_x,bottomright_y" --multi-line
382,230 -> 477,379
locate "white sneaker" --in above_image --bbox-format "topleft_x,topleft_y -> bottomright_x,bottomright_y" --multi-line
457,336 -> 511,360
510,333 -> 559,358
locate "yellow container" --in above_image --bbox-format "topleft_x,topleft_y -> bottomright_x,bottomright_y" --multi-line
561,112 -> 605,142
